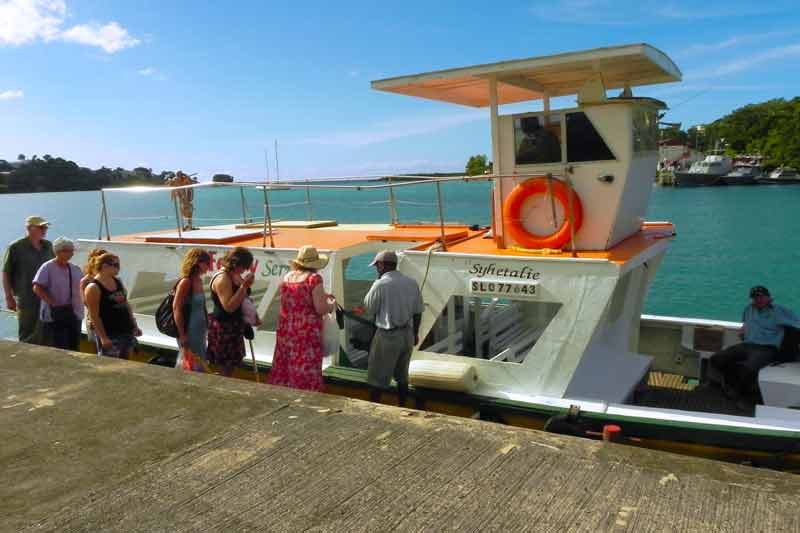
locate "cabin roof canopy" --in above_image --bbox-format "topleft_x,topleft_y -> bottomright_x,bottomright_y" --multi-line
371,44 -> 681,108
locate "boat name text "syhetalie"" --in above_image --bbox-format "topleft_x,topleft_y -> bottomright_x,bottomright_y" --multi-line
468,263 -> 541,280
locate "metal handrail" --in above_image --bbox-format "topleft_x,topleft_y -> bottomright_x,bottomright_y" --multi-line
96,174 -> 541,248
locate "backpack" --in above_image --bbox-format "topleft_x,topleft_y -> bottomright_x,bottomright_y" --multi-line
155,280 -> 183,338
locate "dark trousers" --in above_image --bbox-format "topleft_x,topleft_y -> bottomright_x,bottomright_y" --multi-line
17,302 -> 45,345
43,317 -> 81,351
709,342 -> 777,400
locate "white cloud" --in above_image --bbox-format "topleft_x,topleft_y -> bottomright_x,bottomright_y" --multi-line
137,66 -> 165,80
353,159 -> 463,175
0,89 -> 24,100
60,21 -> 139,53
677,31 -> 799,56
656,3 -> 781,20
686,44 -> 800,80
651,83 -> 785,96
0,0 -> 138,53
0,0 -> 65,46
532,0 -> 788,25
302,110 -> 485,147
530,0 -> 630,25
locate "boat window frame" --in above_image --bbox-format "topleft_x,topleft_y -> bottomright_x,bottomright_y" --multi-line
564,110 -> 617,164
511,106 -> 623,169
512,112 -> 565,166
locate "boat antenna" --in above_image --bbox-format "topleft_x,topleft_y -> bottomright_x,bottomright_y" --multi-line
274,139 -> 280,182
264,148 -> 270,181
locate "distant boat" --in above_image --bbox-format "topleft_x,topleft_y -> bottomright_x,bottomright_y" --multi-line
673,154 -> 733,187
759,166 -> 800,185
720,165 -> 762,186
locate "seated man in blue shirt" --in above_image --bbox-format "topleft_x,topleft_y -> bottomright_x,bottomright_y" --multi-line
709,286 -> 800,405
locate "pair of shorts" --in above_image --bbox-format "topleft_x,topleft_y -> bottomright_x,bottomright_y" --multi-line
367,327 -> 413,389
95,334 -> 137,359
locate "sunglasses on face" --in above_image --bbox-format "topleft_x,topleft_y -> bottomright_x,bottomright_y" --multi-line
58,248 -> 75,253
105,262 -> 120,268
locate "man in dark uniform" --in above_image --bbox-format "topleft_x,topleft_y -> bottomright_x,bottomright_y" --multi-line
2,216 -> 54,344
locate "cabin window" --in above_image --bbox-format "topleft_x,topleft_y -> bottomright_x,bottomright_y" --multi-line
514,115 -> 563,165
565,112 -> 615,162
419,295 -> 562,363
633,109 -> 658,152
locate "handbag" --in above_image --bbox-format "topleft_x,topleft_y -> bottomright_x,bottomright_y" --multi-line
51,265 -> 77,324
155,280 -> 182,338
51,304 -> 76,324
322,313 -> 340,354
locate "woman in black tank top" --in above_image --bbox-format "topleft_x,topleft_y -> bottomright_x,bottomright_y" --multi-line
83,253 -> 141,358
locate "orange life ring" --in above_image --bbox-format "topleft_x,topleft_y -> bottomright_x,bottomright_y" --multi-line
502,177 -> 583,249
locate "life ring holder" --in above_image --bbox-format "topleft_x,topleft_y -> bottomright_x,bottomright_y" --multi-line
502,176 -> 583,250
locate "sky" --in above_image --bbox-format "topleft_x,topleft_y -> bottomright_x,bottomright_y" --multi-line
1,0 -> 799,180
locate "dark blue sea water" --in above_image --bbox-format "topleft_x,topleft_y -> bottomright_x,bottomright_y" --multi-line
2,182 -> 799,329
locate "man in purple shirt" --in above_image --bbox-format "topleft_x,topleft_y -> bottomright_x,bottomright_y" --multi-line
32,237 -> 84,351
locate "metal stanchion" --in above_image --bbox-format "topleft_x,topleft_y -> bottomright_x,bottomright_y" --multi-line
100,190 -> 112,241
436,180 -> 447,251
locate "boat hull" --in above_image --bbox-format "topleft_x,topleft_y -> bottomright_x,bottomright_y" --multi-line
114,338 -> 800,472
720,175 -> 758,186
757,178 -> 800,185
673,172 -> 723,187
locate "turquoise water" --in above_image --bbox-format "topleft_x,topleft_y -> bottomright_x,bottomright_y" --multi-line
2,182 -> 799,326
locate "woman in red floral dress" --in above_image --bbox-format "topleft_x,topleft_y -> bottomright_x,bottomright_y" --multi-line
268,245 -> 335,391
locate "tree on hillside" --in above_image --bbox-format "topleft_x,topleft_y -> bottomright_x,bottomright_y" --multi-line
465,154 -> 491,176
17,154 -> 25,161
212,173 -> 234,183
703,97 -> 800,168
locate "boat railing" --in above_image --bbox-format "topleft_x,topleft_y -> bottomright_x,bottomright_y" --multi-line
97,173 -> 551,250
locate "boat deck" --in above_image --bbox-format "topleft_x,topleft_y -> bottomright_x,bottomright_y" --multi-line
106,221 -> 674,265
112,223 -> 482,251
4,340 -> 800,532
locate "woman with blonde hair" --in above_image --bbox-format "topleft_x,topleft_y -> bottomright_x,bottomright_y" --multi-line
173,248 -> 212,371
268,245 -> 335,391
84,252 -> 141,358
80,248 -> 107,347
207,246 -> 254,376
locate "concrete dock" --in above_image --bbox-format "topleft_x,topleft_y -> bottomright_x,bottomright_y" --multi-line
3,340 -> 800,532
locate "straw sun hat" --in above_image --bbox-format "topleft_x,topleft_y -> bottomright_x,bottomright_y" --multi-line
290,245 -> 329,270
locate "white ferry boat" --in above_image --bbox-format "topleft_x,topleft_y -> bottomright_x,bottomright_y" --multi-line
673,153 -> 733,187
58,44 -> 800,470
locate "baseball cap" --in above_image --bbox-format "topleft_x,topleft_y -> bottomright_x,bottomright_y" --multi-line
25,215 -> 50,227
750,285 -> 770,298
369,250 -> 398,266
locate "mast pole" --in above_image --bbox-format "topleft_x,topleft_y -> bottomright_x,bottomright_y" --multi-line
262,187 -> 275,248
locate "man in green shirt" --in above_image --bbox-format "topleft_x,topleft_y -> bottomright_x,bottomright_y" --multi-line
2,216 -> 55,344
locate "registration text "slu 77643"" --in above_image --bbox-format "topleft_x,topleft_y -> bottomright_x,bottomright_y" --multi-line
469,278 -> 540,300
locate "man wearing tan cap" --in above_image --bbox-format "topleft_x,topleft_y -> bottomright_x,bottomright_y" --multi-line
2,216 -> 54,344
363,250 -> 423,406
